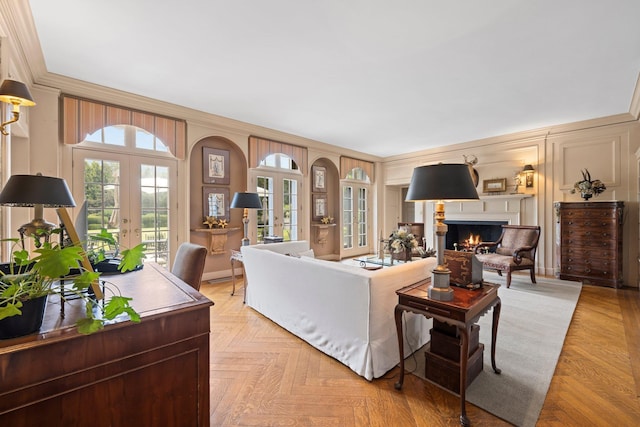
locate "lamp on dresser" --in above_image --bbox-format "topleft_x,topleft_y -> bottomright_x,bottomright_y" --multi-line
230,192 -> 262,246
405,163 -> 479,300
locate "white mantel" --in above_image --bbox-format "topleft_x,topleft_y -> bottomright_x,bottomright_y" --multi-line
444,194 -> 534,225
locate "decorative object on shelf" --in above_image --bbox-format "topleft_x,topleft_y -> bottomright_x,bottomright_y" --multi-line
320,216 -> 334,224
0,79 -> 36,135
203,216 -> 218,229
570,169 -> 606,201
312,194 -> 327,221
230,192 -> 262,246
312,165 -> 326,192
405,163 -> 479,301
483,178 -> 507,193
202,147 -> 230,185
202,216 -> 228,229
463,155 -> 479,187
203,186 -> 230,221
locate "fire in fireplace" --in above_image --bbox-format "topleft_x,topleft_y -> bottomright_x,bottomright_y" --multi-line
444,220 -> 508,251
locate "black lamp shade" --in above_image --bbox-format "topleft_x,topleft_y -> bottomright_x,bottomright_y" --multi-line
230,192 -> 262,209
0,174 -> 76,207
523,164 -> 535,172
0,79 -> 36,106
405,163 -> 479,201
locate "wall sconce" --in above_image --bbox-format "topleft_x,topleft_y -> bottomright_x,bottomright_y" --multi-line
522,164 -> 535,188
0,79 -> 36,136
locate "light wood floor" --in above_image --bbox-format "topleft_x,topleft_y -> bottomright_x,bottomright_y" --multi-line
200,275 -> 640,426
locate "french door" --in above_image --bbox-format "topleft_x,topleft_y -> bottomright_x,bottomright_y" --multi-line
342,184 -> 371,258
71,148 -> 176,267
252,169 -> 301,242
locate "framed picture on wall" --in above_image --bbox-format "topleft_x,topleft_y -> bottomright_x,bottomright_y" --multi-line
312,165 -> 326,192
483,178 -> 507,193
203,186 -> 230,221
312,194 -> 327,221
203,147 -> 230,185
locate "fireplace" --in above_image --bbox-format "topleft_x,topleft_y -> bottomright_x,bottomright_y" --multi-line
444,220 -> 507,251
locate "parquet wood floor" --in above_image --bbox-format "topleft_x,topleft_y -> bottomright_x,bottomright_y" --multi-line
200,276 -> 640,426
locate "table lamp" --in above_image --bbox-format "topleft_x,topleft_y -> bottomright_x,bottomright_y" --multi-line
0,173 -> 76,246
405,163 -> 479,301
230,192 -> 262,246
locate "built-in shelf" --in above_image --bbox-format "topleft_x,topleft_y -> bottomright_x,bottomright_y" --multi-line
192,227 -> 240,254
311,223 -> 336,244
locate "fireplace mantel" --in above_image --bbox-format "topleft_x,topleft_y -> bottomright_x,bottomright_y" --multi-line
478,194 -> 533,201
441,193 -> 534,226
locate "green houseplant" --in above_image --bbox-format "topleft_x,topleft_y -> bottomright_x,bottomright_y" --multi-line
0,228 -> 145,338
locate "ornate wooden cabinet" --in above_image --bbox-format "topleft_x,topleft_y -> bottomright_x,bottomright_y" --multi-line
554,201 -> 624,288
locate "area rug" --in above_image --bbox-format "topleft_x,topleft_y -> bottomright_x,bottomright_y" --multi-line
408,272 -> 582,427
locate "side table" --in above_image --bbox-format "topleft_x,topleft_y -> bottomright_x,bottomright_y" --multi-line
230,250 -> 246,302
394,279 -> 501,427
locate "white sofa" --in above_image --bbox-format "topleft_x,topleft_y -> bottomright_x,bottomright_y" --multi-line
241,241 -> 436,380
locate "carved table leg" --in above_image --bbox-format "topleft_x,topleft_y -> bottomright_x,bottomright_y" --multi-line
394,305 -> 405,390
491,297 -> 502,374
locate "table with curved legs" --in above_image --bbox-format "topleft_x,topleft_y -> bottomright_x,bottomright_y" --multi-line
394,279 -> 501,426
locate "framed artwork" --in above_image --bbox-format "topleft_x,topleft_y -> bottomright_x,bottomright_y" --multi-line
203,147 -> 230,185
483,178 -> 507,193
312,194 -> 327,221
312,165 -> 326,192
203,186 -> 230,221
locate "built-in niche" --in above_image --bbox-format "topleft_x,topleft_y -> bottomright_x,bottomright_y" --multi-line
310,158 -> 339,258
189,137 -> 247,277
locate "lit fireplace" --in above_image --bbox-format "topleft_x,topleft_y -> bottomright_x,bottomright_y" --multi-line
445,220 -> 507,251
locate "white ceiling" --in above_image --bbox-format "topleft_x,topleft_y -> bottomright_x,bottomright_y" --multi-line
28,0 -> 640,157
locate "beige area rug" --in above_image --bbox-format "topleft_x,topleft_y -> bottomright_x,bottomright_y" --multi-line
406,272 -> 582,427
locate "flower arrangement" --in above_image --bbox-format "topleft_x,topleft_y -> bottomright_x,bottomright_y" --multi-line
570,169 -> 606,201
203,216 -> 228,229
320,216 -> 334,225
387,229 -> 419,254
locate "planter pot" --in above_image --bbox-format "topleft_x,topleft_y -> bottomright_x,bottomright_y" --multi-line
391,248 -> 412,262
0,295 -> 48,339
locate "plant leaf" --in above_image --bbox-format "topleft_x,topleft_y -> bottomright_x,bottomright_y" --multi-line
76,317 -> 104,334
32,244 -> 84,278
118,244 -> 146,272
0,303 -> 22,320
103,296 -> 137,321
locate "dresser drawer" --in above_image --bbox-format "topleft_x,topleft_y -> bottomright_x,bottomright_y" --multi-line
561,236 -> 617,250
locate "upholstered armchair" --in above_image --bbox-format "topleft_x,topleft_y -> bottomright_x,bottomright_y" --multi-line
474,225 -> 541,288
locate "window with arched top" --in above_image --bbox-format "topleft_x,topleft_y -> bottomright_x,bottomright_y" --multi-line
253,153 -> 302,243
341,158 -> 373,256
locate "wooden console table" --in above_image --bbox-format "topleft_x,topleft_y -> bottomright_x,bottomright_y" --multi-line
0,263 -> 213,426
394,279 -> 501,427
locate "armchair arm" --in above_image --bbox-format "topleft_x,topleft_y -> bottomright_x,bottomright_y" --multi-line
512,245 -> 535,264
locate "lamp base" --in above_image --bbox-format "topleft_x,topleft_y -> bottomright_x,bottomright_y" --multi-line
241,238 -> 250,246
429,268 -> 454,301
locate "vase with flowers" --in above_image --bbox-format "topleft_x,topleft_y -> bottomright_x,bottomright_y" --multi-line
387,229 -> 419,262
570,169 -> 606,201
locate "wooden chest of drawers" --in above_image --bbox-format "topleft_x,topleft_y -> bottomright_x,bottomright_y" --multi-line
554,201 -> 624,288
